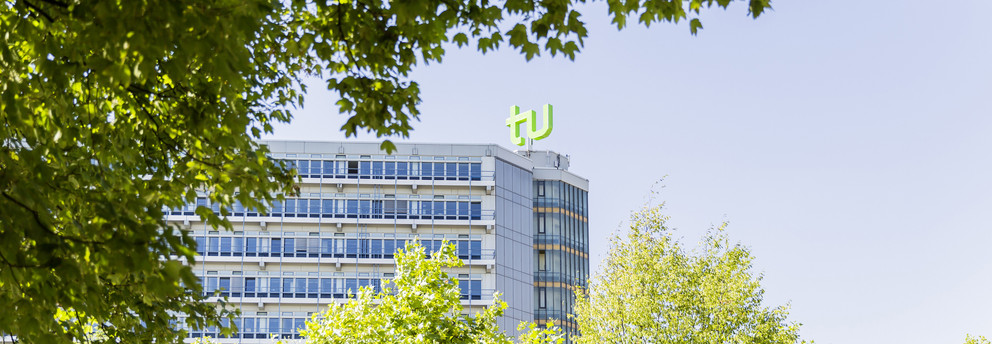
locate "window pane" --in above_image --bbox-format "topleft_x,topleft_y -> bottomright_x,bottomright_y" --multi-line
421,162 -> 432,178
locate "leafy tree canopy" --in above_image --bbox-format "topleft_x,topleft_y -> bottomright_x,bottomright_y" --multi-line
0,0 -> 769,342
966,335 -> 991,344
574,204 -> 810,344
300,240 -> 562,344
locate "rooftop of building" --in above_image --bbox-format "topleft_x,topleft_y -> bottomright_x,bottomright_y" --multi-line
261,140 -> 589,190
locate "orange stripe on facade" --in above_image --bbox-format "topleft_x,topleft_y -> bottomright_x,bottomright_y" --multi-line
536,318 -> 578,329
534,281 -> 583,292
533,244 -> 588,259
533,207 -> 588,222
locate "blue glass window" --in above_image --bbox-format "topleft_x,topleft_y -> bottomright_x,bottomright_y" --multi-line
308,199 -> 320,217
457,163 -> 469,180
320,278 -> 333,297
384,162 -> 395,178
457,241 -> 469,259
371,200 -> 383,218
345,279 -> 358,296
397,162 -> 408,179
307,278 -> 318,296
372,161 -> 383,179
359,161 -> 371,179
470,202 -> 481,220
284,199 -> 297,216
346,200 -> 359,218
243,317 -> 255,333
383,239 -> 396,258
359,239 -> 371,258
219,277 -> 231,295
434,163 -> 445,179
283,239 -> 295,257
207,237 -> 219,256
294,318 -> 306,337
457,202 -> 469,219
322,161 -> 334,177
421,162 -> 432,179
359,200 -> 370,218
433,201 -> 445,217
234,237 -> 244,256
206,277 -> 218,295
245,278 -> 256,293
371,239 -> 382,258
345,239 -> 358,258
470,163 -> 481,180
282,279 -> 293,297
300,160 -> 312,176
295,278 -> 307,297
459,280 -> 469,299
470,280 -> 481,300
322,199 -> 334,217
420,201 -> 432,218
321,239 -> 334,257
446,162 -> 457,180
271,239 -> 282,255
446,201 -> 457,219
268,318 -> 280,335
471,241 -> 481,259
246,238 -> 257,256
220,237 -> 231,256
195,237 -> 206,255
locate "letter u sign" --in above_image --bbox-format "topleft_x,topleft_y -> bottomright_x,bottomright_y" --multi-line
505,104 -> 553,146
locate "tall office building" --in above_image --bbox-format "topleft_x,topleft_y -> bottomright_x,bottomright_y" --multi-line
528,152 -> 589,341
167,141 -> 588,342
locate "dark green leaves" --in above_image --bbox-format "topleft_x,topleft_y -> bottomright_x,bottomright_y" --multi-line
1,0 -> 294,342
690,18 -> 704,35
0,0 -> 770,342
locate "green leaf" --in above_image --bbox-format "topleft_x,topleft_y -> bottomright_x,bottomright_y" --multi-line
690,18 -> 703,35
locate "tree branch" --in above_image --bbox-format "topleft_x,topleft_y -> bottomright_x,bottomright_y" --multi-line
20,0 -> 55,22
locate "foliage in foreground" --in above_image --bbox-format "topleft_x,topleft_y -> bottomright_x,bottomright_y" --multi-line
300,240 -> 562,344
1,0 -> 770,342
574,204 -> 810,344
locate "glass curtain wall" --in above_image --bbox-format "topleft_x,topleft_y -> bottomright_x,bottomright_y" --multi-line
533,180 -> 589,341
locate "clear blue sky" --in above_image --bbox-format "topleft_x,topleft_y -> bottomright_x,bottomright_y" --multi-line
267,1 -> 992,342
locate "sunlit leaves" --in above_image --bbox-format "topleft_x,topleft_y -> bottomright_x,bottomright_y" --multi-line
300,240 -> 562,344
966,335 -> 992,344
573,204 -> 809,344
1,0 -> 295,342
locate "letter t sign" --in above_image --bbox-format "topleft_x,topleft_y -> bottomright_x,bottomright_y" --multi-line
505,104 -> 553,146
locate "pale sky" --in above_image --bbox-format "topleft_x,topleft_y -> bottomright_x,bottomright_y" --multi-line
267,1 -> 992,342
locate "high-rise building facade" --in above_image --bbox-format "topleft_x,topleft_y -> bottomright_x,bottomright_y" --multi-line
528,152 -> 589,341
166,141 -> 588,342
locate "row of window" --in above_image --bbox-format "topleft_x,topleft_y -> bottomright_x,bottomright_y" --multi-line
199,277 -> 483,301
171,199 -> 487,220
186,317 -> 307,339
535,180 -> 589,217
193,238 -> 486,259
533,180 -> 589,330
535,223 -> 589,252
284,160 -> 485,181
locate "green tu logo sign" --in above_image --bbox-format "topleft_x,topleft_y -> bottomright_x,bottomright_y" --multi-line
505,104 -> 553,146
